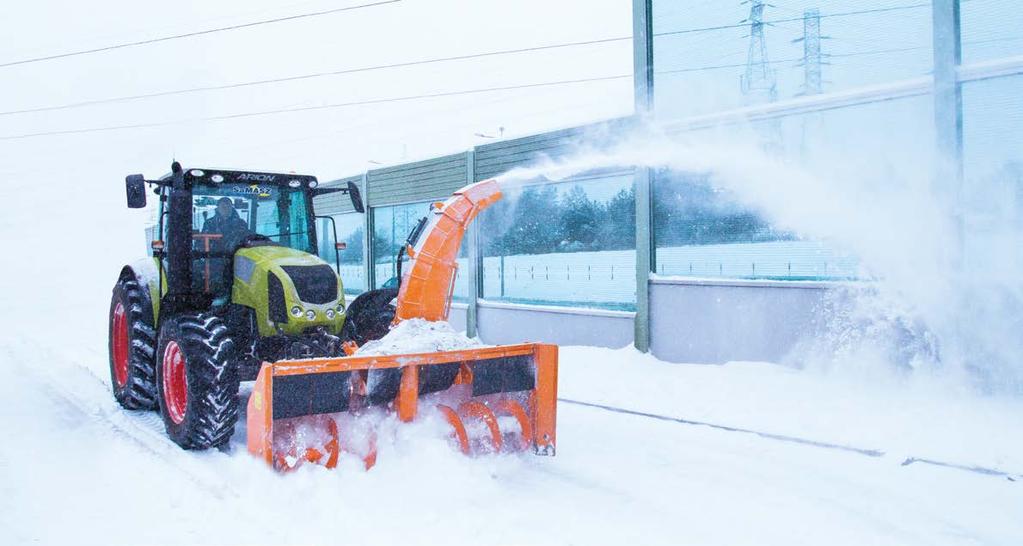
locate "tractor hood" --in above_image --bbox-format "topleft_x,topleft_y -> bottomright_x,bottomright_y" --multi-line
232,245 -> 346,337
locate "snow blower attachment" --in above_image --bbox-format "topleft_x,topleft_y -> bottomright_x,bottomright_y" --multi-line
248,343 -> 558,470
246,180 -> 559,471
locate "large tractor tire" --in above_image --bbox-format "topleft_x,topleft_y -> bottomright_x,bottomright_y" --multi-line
108,276 -> 158,410
155,313 -> 239,450
341,287 -> 398,345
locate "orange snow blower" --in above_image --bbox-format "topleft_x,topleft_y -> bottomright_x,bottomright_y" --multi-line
246,180 -> 558,471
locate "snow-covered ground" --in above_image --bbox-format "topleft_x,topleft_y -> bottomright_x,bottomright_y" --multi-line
0,186 -> 1020,545
3,318 -> 1021,545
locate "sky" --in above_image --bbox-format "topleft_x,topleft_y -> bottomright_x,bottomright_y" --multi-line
0,0 -> 634,184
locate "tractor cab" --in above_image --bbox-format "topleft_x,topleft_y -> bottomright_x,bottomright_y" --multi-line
179,171 -> 319,297
127,163 -> 363,311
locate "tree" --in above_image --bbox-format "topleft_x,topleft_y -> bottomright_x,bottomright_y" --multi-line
496,185 -> 563,255
340,227 -> 364,264
596,186 -> 636,250
559,185 -> 600,250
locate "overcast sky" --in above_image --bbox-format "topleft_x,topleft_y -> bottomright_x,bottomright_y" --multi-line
0,0 -> 633,185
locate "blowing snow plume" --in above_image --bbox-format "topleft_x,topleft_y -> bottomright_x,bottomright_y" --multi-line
494,123 -> 1023,394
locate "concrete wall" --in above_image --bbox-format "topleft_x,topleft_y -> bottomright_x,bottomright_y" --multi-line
461,279 -> 854,364
649,278 -> 846,364
448,303 -> 468,333
477,300 -> 634,348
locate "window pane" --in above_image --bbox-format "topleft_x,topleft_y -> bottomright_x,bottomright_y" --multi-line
480,172 -> 636,311
654,94 -> 934,281
961,0 -> 1023,64
317,213 -> 366,296
653,171 -> 856,280
652,1 -> 933,119
190,186 -> 311,254
963,75 -> 1023,180
962,74 -> 1023,271
372,202 -> 432,289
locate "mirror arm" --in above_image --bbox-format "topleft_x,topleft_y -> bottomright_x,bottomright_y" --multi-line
310,187 -> 348,197
316,215 -> 342,273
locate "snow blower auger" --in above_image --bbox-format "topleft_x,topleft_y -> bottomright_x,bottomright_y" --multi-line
112,162 -> 556,471
244,179 -> 559,471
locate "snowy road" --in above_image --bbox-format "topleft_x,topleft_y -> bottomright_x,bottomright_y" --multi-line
3,333 -> 1020,546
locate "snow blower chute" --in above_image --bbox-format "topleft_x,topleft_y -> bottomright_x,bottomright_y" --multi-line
245,180 -> 558,471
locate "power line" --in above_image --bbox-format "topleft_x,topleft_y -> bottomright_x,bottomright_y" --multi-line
0,74 -> 630,141
0,0 -> 401,69
0,35 -> 631,117
654,3 -> 930,39
655,44 -> 925,76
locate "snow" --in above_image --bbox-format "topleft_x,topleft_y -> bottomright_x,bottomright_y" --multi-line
3,321 -> 1022,545
354,318 -> 487,356
0,183 -> 1020,545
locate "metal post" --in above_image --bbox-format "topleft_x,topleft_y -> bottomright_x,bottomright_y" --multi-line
465,149 -> 481,338
634,167 -> 654,353
633,0 -> 653,114
932,0 -> 964,267
362,172 -> 375,291
633,0 -> 654,352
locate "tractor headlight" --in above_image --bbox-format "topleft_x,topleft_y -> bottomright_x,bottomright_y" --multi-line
325,309 -> 335,320
290,306 -> 302,317
337,302 -> 345,312
305,309 -> 316,321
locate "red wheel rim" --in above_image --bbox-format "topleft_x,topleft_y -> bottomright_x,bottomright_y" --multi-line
111,302 -> 129,388
162,341 -> 188,424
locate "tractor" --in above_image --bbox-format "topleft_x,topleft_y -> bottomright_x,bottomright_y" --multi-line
110,161 -> 557,469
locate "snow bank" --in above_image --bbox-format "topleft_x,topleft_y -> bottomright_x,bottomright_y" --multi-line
354,318 -> 486,356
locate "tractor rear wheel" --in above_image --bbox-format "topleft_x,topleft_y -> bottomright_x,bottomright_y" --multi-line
108,276 -> 157,410
156,313 -> 239,450
341,287 -> 398,345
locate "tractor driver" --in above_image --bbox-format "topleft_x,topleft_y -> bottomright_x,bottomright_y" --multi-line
199,197 -> 248,295
202,197 -> 248,246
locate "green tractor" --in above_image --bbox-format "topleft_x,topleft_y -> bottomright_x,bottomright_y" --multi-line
109,162 -> 395,449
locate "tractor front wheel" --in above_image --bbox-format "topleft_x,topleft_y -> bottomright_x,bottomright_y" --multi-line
156,313 -> 239,450
108,276 -> 157,410
341,287 -> 398,345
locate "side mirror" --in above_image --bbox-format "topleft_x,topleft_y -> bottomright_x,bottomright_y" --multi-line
347,181 -> 365,213
126,174 -> 147,208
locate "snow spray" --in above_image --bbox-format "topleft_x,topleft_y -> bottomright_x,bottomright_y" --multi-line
493,122 -> 1023,394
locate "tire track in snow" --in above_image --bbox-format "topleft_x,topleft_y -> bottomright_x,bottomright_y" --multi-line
22,357 -> 240,498
560,398 -> 1023,481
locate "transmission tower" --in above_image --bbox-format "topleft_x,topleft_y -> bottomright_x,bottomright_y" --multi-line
740,0 -> 778,104
793,8 -> 829,96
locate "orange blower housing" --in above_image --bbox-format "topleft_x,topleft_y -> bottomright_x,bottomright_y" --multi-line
245,178 -> 559,471
394,179 -> 502,323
